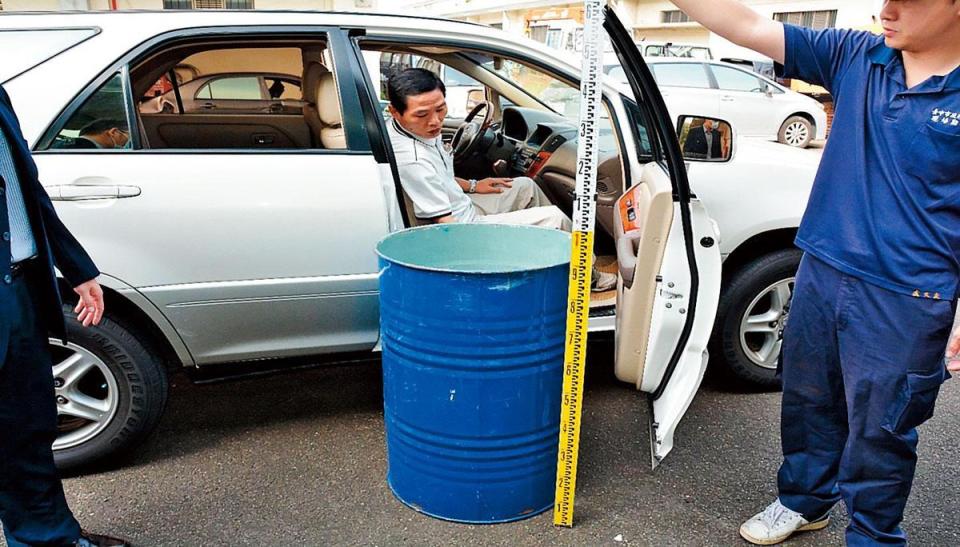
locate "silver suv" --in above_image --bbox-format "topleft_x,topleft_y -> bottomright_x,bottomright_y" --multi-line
1,8 -> 816,470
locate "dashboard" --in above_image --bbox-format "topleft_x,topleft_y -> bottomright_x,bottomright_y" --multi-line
501,107 -> 578,177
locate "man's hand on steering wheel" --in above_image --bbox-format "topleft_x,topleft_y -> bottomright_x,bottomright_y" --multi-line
476,178 -> 513,194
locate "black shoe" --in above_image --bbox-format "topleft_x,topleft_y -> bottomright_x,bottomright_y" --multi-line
75,530 -> 131,547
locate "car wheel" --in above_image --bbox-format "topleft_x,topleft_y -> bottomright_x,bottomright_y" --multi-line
50,306 -> 168,470
778,116 -> 813,148
713,249 -> 801,388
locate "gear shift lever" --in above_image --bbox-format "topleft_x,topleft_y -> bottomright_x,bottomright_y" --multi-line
493,159 -> 509,177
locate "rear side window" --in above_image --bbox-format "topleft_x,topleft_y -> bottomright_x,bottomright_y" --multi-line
711,65 -> 766,93
45,73 -> 131,151
196,76 -> 263,100
651,63 -> 711,89
0,28 -> 98,82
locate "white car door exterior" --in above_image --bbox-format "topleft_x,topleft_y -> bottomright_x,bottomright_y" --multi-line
24,29 -> 395,365
651,62 -> 721,129
606,8 -> 722,467
710,64 -> 777,138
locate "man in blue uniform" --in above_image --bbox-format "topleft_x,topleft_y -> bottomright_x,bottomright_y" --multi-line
0,86 -> 129,546
668,1 -> 960,544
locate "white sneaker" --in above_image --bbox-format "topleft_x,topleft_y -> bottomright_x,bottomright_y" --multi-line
739,499 -> 830,545
591,270 -> 618,292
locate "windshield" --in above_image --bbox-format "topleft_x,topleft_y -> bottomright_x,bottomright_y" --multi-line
644,44 -> 712,59
473,55 -> 618,154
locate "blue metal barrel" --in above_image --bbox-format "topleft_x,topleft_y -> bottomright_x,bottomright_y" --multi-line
376,224 -> 570,524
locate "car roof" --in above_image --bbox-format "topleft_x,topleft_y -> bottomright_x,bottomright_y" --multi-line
0,9 -> 488,33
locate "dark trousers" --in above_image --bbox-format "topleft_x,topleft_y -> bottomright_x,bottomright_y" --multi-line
0,271 -> 81,546
777,254 -> 953,546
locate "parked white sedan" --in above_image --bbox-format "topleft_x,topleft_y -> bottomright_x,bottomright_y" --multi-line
606,57 -> 828,148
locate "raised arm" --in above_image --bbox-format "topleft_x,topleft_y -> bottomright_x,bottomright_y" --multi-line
668,0 -> 786,64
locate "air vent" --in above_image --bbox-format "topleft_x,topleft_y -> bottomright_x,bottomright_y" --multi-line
597,179 -> 609,194
543,135 -> 567,153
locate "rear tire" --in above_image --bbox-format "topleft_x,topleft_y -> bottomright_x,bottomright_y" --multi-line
778,116 -> 813,148
712,249 -> 802,388
51,307 -> 168,471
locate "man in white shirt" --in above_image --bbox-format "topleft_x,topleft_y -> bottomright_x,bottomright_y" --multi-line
387,68 -> 616,291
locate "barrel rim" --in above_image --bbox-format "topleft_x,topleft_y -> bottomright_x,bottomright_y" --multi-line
376,224 -> 571,275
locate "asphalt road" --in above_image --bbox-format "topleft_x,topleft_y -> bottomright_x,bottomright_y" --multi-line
5,339 -> 950,546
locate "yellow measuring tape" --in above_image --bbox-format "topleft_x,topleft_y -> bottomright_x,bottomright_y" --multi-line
554,0 -> 603,528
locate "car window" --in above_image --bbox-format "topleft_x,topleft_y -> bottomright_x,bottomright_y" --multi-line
606,65 -> 627,83
644,44 -> 712,60
711,65 -> 766,93
650,63 -> 711,89
0,28 -> 98,82
265,77 -> 301,100
372,52 -> 481,120
128,40 -> 343,150
196,76 -> 263,100
477,57 -> 619,154
45,73 -> 131,151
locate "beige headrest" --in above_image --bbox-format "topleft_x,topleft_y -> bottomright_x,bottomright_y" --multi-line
317,72 -> 342,126
302,62 -> 328,106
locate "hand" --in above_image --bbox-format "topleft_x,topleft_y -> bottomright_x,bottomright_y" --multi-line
73,279 -> 104,327
476,177 -> 513,194
946,325 -> 960,372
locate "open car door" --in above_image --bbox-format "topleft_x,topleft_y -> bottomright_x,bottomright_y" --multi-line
605,6 -> 723,468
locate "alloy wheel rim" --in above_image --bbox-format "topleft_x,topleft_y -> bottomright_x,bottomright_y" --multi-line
49,339 -> 120,450
739,277 -> 795,370
784,122 -> 809,146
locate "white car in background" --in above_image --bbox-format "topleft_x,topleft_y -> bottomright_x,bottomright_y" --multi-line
607,57 -> 828,148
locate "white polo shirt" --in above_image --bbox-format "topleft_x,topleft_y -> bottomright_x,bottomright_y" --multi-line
387,119 -> 479,223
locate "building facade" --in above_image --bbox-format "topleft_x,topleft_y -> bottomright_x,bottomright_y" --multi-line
1,0 -> 376,11
397,0 -> 883,61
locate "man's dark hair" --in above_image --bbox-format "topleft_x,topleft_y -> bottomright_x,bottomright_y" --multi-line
79,119 -> 127,136
387,68 -> 445,114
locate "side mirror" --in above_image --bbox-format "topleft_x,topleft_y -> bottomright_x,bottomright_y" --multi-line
677,115 -> 734,163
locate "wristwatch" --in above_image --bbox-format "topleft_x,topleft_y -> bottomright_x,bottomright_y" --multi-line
468,179 -> 478,194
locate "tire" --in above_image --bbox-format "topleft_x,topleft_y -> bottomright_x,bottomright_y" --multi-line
778,115 -> 813,148
50,306 -> 168,471
712,249 -> 802,388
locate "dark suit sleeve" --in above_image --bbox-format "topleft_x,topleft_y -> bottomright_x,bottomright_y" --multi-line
0,86 -> 100,286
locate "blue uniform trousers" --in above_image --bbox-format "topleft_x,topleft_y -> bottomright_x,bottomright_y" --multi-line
0,269 -> 81,546
777,254 -> 953,545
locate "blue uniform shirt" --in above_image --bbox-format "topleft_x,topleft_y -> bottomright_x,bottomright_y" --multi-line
777,24 -> 960,299
0,125 -> 37,263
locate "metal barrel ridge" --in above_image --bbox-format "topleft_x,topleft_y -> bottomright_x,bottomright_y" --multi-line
376,224 -> 570,524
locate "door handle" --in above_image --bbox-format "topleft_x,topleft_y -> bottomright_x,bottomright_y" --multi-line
721,96 -> 735,102
48,184 -> 142,201
202,102 -> 216,109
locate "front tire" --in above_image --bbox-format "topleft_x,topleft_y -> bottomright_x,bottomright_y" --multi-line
778,116 -> 813,148
51,307 -> 168,471
713,249 -> 801,388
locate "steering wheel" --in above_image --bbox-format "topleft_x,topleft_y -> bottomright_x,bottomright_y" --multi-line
451,101 -> 493,162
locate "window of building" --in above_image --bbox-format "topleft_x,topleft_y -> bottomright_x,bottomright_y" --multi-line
774,10 -> 838,29
661,10 -> 691,24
